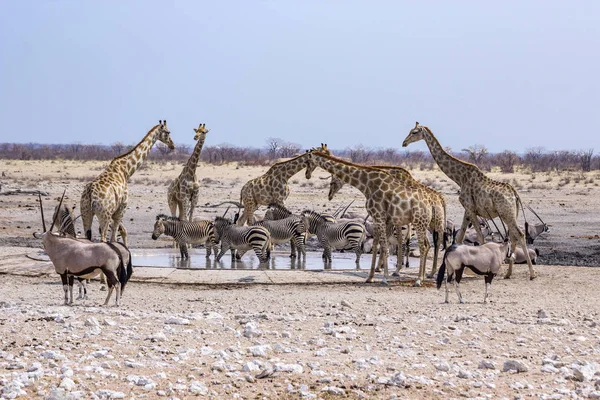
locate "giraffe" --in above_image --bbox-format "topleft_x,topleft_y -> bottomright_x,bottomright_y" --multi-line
305,149 -> 433,285
167,123 -> 210,222
236,145 -> 330,226
402,122 -> 536,280
328,165 -> 447,277
81,120 -> 175,247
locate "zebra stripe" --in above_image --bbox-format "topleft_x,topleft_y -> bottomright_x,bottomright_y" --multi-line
53,204 -> 76,237
254,216 -> 307,260
213,216 -> 271,263
301,209 -> 366,264
152,214 -> 218,259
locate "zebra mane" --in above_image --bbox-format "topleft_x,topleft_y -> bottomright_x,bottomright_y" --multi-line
267,203 -> 292,215
156,214 -> 181,222
214,216 -> 232,224
301,209 -> 329,223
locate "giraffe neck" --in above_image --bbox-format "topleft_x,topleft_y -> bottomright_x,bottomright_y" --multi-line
182,133 -> 207,178
313,154 -> 374,198
421,127 -> 471,186
110,126 -> 159,179
267,154 -> 309,181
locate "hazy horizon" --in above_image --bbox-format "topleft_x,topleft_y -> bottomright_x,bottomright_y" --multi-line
1,1 -> 599,154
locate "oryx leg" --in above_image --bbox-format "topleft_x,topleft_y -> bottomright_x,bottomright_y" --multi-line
454,266 -> 465,304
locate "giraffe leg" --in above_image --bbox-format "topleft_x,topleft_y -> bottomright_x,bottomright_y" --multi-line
367,233 -> 380,283
189,189 -> 199,222
379,232 -> 390,285
427,229 -> 441,278
414,226 -> 430,287
456,213 -> 470,244
393,225 -> 403,276
237,200 -> 255,226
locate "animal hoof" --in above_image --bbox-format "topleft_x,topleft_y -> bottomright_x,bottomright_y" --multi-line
99,285 -> 107,291
392,272 -> 400,277
379,280 -> 389,287
503,275 -> 511,280
426,273 -> 434,279
413,280 -> 422,287
530,274 -> 537,280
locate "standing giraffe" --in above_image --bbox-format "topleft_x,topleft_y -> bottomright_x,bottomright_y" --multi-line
81,120 -> 175,246
236,145 -> 330,226
402,122 -> 536,280
167,123 -> 210,221
328,165 -> 447,277
305,150 -> 433,285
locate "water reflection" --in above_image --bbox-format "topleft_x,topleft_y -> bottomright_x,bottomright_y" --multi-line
133,248 -> 420,271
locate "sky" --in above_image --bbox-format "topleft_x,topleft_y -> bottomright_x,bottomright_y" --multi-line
1,1 -> 599,153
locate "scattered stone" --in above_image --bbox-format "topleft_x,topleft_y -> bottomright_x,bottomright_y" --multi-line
503,359 -> 529,373
165,316 -> 191,325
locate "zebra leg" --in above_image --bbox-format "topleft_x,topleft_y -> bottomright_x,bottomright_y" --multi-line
354,240 -> 362,266
289,238 -> 297,258
215,244 -> 229,263
295,234 -> 306,262
180,243 -> 189,259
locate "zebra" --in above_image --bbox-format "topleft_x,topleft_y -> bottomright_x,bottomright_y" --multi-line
52,203 -> 77,237
301,209 -> 366,264
253,216 -> 308,261
261,203 -> 311,259
213,216 -> 271,264
152,214 -> 218,259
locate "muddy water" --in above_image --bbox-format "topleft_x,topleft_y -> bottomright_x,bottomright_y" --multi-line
132,248 -> 422,271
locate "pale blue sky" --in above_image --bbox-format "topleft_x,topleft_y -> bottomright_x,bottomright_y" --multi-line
1,1 -> 598,153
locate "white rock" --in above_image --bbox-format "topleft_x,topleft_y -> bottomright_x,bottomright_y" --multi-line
243,321 -> 262,338
59,377 -> 76,391
6,361 -> 25,370
85,317 -> 100,327
541,364 -> 560,373
243,361 -> 260,372
188,381 -> 208,395
322,386 -> 346,395
247,345 -> 270,358
103,318 -> 117,326
458,369 -> 472,379
90,350 -> 109,358
479,360 -> 496,369
199,346 -> 213,356
435,362 -> 450,372
274,363 -> 304,374
94,389 -> 127,399
165,316 -> 191,325
148,332 -> 168,342
503,359 -> 529,373
390,372 -> 406,386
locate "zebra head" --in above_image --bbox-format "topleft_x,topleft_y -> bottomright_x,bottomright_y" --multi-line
152,214 -> 171,240
213,216 -> 233,242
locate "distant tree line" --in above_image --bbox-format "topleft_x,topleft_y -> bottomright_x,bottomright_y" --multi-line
0,140 -> 597,173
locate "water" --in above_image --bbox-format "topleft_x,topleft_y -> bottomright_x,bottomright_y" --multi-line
132,248 -> 422,271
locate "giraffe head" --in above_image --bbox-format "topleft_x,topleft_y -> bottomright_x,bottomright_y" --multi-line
327,176 -> 344,201
305,143 -> 331,179
193,123 -> 210,140
157,120 -> 176,150
402,121 -> 426,147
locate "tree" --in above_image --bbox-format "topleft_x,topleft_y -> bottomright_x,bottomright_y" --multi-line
265,137 -> 284,160
279,142 -> 301,158
461,144 -> 488,165
111,142 -> 126,156
580,149 -> 594,172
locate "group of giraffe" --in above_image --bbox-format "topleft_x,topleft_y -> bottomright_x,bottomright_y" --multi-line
79,120 -> 535,287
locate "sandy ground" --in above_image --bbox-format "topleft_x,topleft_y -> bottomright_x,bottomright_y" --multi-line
1,159 -> 600,398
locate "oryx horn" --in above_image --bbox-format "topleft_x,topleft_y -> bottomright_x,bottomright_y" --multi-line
526,204 -> 546,226
38,193 -> 47,233
49,188 -> 66,233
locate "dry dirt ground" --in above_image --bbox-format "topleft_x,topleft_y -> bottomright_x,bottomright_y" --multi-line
1,159 -> 600,399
